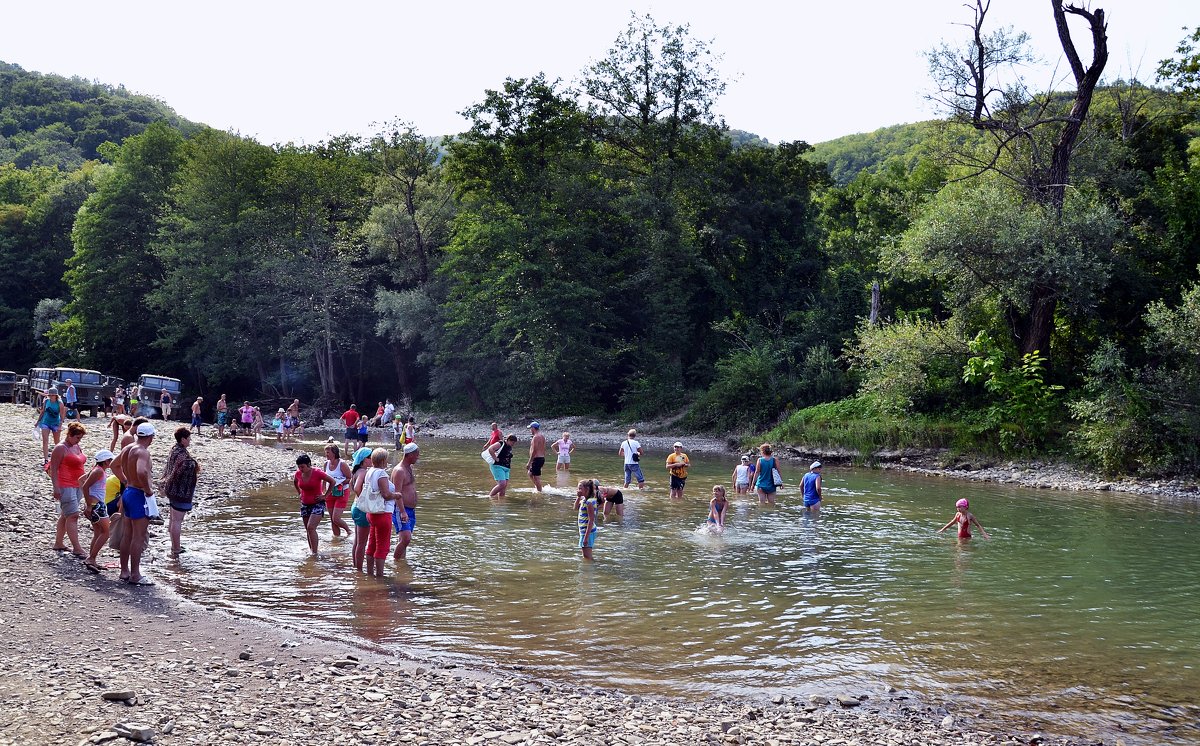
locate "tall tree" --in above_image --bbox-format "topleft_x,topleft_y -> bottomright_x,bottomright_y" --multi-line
57,122 -> 184,372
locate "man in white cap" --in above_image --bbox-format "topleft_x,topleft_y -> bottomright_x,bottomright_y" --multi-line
802,461 -> 823,513
112,422 -> 157,585
666,441 -> 690,500
526,421 -> 546,493
390,442 -> 421,561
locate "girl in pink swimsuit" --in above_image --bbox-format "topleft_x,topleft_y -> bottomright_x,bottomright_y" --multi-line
938,498 -> 991,540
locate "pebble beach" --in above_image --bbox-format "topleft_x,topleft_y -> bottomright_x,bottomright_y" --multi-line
0,404 -> 1074,746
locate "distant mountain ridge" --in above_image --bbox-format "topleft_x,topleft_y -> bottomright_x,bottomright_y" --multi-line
0,61 -> 199,170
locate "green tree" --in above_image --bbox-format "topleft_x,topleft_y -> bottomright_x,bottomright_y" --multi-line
57,122 -> 184,371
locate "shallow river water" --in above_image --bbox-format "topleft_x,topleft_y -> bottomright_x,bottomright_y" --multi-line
159,437 -> 1200,744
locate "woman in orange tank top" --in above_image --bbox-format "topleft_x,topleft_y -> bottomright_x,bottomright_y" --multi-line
48,421 -> 89,558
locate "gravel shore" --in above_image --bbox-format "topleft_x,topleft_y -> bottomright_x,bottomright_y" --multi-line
0,404 -> 1061,745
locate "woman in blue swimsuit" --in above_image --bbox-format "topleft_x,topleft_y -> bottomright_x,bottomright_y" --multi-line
754,443 -> 779,506
36,387 -> 64,464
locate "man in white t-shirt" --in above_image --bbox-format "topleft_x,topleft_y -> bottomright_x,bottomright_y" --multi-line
619,428 -> 646,489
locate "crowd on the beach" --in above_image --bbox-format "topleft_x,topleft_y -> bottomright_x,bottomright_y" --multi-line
32,387 -> 989,583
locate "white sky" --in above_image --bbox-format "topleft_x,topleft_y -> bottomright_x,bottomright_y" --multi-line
1,1 -> 1192,146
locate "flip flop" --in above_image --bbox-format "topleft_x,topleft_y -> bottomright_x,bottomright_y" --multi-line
71,551 -> 88,559
52,546 -> 68,552
85,563 -> 102,574
128,577 -> 154,586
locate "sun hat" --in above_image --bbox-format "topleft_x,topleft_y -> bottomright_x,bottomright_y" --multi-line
810,461 -> 822,469
956,498 -> 969,509
48,386 -> 59,395
136,423 -> 156,437
673,441 -> 683,448
402,442 -> 419,454
351,446 -> 372,469
94,450 -> 115,463
528,421 -> 540,430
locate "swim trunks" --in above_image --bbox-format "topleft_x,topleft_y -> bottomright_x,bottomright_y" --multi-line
191,414 -> 202,427
300,501 -> 326,521
327,484 -> 349,511
121,487 -> 150,520
170,500 -> 193,513
529,457 -> 546,476
216,411 -> 227,426
344,427 -> 357,441
604,490 -> 624,504
670,475 -> 687,491
350,505 -> 370,528
490,464 -> 511,481
578,528 -> 597,549
392,505 -> 416,533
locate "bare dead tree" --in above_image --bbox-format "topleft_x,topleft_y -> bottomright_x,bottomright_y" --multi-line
925,0 -> 1109,357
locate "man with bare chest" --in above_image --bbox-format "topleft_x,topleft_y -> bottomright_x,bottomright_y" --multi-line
526,421 -> 546,492
111,422 -> 156,585
390,442 -> 420,560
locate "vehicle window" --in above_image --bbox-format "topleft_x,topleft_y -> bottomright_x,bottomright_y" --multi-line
79,372 -> 101,385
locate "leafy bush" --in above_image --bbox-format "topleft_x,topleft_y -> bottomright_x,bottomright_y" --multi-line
843,318 -> 970,414
1068,341 -> 1160,474
962,332 -> 1064,453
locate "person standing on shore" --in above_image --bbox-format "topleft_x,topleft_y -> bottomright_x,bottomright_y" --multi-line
527,422 -> 546,492
486,422 -> 502,447
287,398 -> 300,423
293,454 -> 335,556
322,444 -> 353,539
161,427 -> 200,557
619,429 -> 645,490
190,397 -> 204,436
113,385 -> 126,416
487,434 -> 517,499
239,401 -> 254,435
754,443 -> 779,506
732,455 -> 752,495
215,395 -> 229,437
390,442 -> 420,561
113,422 -> 157,585
575,479 -> 598,561
81,448 -> 114,572
47,421 -> 88,558
251,406 -> 264,438
666,442 -> 690,500
35,386 -> 64,464
340,404 -> 359,452
63,378 -> 79,422
160,389 -> 173,420
553,432 -> 574,472
801,461 -> 823,513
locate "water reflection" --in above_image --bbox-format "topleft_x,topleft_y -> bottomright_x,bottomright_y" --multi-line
157,438 -> 1200,745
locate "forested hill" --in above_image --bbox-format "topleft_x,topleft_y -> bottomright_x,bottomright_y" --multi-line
808,121 -> 940,185
0,61 -> 199,170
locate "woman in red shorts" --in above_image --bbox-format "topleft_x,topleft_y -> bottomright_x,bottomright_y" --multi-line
322,444 -> 353,539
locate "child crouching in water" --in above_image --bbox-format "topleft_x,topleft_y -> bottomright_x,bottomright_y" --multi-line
938,498 -> 990,540
707,485 -> 728,531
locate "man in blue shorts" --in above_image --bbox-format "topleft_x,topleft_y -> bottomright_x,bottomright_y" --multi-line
390,442 -> 420,560
112,422 -> 157,585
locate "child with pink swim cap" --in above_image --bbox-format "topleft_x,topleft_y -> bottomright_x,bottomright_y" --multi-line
938,498 -> 991,540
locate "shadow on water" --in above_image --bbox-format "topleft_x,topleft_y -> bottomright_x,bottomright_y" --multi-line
157,437 -> 1200,745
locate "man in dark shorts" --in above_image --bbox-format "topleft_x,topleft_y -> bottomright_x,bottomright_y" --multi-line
666,441 -> 690,500
526,421 -> 546,492
189,397 -> 204,435
340,404 -> 359,453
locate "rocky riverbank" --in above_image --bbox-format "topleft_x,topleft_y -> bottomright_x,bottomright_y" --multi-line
0,404 -> 1089,745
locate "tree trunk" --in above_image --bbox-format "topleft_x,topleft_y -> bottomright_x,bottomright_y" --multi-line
463,378 -> 486,412
390,343 -> 412,401
1015,286 -> 1057,357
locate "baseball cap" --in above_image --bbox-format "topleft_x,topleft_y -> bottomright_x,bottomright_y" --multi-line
402,442 -> 420,454
136,423 -> 156,437
351,446 -> 372,469
810,461 -> 822,469
741,455 -> 749,462
94,450 -> 115,463
528,421 -> 540,430
48,386 -> 59,395
673,441 -> 683,448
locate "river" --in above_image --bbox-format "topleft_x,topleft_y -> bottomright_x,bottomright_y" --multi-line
157,437 -> 1200,744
